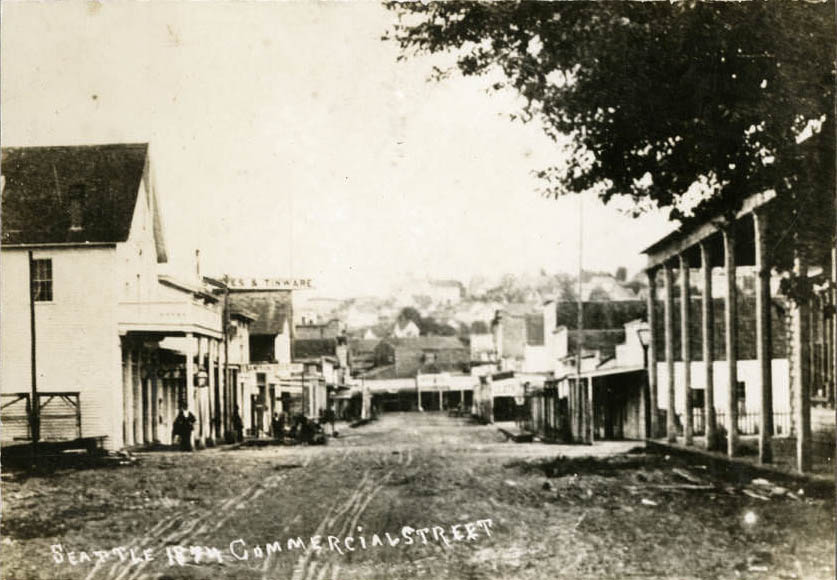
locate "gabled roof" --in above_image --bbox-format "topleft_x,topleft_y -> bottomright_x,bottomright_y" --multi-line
1,143 -> 166,260
229,290 -> 292,336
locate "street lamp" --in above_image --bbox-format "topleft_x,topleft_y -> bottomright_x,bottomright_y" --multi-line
636,326 -> 652,438
636,327 -> 651,365
194,369 -> 209,388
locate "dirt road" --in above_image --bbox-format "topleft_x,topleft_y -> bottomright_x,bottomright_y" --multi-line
2,413 -> 833,580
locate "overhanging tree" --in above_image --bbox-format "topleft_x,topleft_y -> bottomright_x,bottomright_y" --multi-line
385,1 -> 835,275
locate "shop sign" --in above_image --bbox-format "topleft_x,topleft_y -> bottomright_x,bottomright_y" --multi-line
244,362 -> 303,374
226,277 -> 314,290
416,373 -> 450,388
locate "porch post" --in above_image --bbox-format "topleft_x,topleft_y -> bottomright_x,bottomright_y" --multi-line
141,351 -> 152,445
700,241 -> 718,450
133,344 -> 142,446
753,210 -> 774,463
123,341 -> 134,447
792,256 -> 812,472
416,377 -> 422,412
568,376 -> 576,440
679,253 -> 693,446
586,376 -> 594,443
220,339 -> 228,438
663,261 -> 676,443
185,331 -> 195,417
151,354 -> 159,443
196,336 -> 206,442
207,339 -> 216,443
646,268 -> 659,438
722,225 -> 739,457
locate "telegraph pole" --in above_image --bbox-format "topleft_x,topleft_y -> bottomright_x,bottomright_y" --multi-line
576,195 -> 590,444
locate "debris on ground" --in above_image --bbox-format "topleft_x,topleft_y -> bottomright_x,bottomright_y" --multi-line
743,489 -> 771,501
672,467 -> 704,484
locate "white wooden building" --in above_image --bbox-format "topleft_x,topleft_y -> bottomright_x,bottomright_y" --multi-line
0,144 -> 230,450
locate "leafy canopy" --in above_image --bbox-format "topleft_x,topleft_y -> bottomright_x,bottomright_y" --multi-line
385,1 -> 835,244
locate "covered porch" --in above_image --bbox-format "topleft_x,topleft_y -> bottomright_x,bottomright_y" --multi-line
643,190 -> 836,472
118,278 -> 226,449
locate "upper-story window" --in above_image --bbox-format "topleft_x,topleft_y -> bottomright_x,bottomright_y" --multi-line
32,259 -> 53,302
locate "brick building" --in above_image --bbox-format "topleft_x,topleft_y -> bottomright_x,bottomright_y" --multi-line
371,336 -> 469,379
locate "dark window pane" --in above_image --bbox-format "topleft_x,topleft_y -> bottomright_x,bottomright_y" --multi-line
32,259 -> 53,302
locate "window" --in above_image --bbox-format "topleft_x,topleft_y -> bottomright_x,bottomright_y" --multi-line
32,259 -> 53,301
422,350 -> 437,364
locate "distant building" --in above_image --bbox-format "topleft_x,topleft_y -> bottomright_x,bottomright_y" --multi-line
292,336 -> 349,419
348,338 -> 381,377
426,279 -> 465,305
293,296 -> 344,327
580,273 -> 638,301
362,328 -> 378,340
491,305 -> 542,370
295,318 -> 342,340
469,333 -> 496,363
370,336 -> 469,379
229,288 -> 292,365
392,278 -> 465,308
393,318 -> 420,338
228,286 -> 294,433
543,298 -> 647,371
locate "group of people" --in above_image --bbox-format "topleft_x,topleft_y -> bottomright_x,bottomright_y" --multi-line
171,403 -> 337,451
272,410 -> 333,445
171,404 -> 245,452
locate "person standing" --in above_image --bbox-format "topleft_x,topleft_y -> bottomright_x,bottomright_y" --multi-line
323,406 -> 336,436
232,405 -> 244,443
276,411 -> 286,443
271,412 -> 280,440
172,404 -> 197,451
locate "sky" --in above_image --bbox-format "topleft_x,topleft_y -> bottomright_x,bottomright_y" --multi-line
1,1 -> 674,297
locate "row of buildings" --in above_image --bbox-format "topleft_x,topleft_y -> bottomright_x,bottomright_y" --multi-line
3,144 -> 831,474
520,190 -> 835,473
0,144 -> 346,451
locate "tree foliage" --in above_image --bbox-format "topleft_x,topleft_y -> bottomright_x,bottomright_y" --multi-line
398,306 -> 458,336
385,1 -> 835,271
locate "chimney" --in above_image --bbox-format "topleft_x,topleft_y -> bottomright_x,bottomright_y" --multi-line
195,249 -> 201,279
